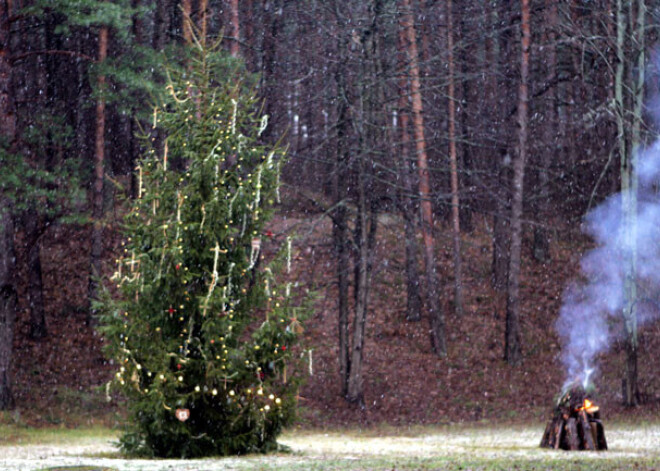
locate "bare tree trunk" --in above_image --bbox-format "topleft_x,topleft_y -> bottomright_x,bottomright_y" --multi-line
153,0 -> 171,50
229,0 -> 239,57
505,0 -> 531,366
198,0 -> 209,42
260,0 -> 282,142
447,0 -> 463,316
397,26 -> 422,323
492,160 -> 511,291
492,0 -> 513,292
24,211 -> 46,339
333,33 -> 351,395
0,199 -> 16,410
400,0 -> 446,356
617,0 -> 645,407
88,25 -> 108,324
181,0 -> 192,43
533,0 -> 557,263
0,0 -> 16,408
346,173 -> 376,404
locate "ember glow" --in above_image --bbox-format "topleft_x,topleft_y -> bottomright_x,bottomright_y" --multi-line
577,398 -> 599,414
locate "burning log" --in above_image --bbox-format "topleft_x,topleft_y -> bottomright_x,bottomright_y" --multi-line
540,386 -> 608,451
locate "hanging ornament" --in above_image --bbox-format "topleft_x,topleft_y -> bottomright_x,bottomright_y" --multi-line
175,408 -> 190,422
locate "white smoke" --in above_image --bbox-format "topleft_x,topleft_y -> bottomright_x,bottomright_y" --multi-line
556,143 -> 660,391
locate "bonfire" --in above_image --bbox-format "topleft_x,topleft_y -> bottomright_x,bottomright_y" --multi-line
540,385 -> 608,451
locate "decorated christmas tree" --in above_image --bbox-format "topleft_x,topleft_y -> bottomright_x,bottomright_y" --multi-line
98,41 -> 305,458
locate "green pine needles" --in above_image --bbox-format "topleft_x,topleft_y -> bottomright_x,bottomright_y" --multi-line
99,42 -> 304,458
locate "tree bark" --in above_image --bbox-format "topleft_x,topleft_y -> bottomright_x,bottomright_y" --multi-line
346,174 -> 375,404
346,0 -> 383,402
397,25 -> 422,323
400,0 -> 446,356
333,27 -> 351,395
0,199 -> 16,410
153,0 -> 171,50
198,0 -> 209,42
23,210 -> 47,340
88,25 -> 108,324
446,0 -> 463,316
181,0 -> 192,44
0,0 -> 17,410
617,0 -> 645,407
491,0 -> 514,292
532,0 -> 557,264
260,0 -> 282,142
505,0 -> 531,366
229,0 -> 239,57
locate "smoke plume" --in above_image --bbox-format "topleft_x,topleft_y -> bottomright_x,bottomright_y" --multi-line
556,141 -> 660,390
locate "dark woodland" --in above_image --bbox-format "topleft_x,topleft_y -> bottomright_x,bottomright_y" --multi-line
1,0 -> 660,430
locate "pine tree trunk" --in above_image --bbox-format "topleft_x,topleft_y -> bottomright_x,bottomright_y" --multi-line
491,0 -> 515,292
400,0 -> 446,356
181,0 -> 192,43
533,0 -> 557,264
153,0 -> 171,50
88,25 -> 108,324
397,26 -> 421,323
23,211 -> 47,339
198,0 -> 209,41
229,0 -> 239,57
0,0 -> 17,410
505,0 -> 531,366
260,0 -> 282,142
0,199 -> 16,410
447,0 -> 463,316
492,170 -> 511,292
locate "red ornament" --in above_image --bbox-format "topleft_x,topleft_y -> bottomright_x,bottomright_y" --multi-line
177,363 -> 182,370
175,263 -> 181,270
259,371 -> 265,380
264,230 -> 274,238
281,345 -> 287,352
168,306 -> 176,315
175,408 -> 190,422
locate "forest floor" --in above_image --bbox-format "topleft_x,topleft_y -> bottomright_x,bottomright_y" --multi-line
1,423 -> 659,470
7,191 -> 660,431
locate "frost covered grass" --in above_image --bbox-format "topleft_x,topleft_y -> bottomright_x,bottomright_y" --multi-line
0,422 -> 658,470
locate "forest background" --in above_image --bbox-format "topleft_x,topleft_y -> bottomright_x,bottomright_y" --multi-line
1,0 -> 660,429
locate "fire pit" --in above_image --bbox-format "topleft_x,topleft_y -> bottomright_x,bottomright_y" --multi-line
540,386 -> 607,451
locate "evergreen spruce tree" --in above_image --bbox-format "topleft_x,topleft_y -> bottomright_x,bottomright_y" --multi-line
99,41 -> 304,458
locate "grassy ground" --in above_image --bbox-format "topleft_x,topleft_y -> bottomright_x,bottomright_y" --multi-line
1,422 -> 658,471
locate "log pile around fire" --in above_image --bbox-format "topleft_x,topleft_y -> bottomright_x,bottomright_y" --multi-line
540,386 -> 608,451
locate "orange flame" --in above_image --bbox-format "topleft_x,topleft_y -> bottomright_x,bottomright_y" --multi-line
578,398 -> 599,414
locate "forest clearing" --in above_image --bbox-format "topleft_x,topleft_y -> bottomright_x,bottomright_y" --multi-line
3,0 -> 660,468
